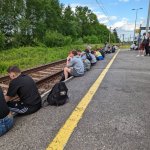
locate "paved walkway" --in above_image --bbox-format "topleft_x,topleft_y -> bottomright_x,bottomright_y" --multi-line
1,50 -> 150,150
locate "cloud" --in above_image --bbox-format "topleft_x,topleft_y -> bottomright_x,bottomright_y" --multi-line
95,12 -> 117,24
118,0 -> 129,2
111,18 -> 135,31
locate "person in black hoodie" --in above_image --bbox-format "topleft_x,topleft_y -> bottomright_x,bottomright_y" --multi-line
5,66 -> 42,116
145,32 -> 150,56
0,87 -> 14,136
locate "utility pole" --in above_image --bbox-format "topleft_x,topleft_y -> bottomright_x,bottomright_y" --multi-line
146,0 -> 150,35
132,8 -> 143,43
122,34 -> 125,45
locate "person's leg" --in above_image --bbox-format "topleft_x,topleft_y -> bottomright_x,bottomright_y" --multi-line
0,115 -> 14,136
64,67 -> 71,80
7,101 -> 28,115
145,46 -> 148,56
18,102 -> 41,116
148,46 -> 150,55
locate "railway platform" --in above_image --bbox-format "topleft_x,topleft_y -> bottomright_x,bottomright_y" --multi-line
1,50 -> 150,150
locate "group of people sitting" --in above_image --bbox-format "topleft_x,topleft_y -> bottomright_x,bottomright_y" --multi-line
0,46 -> 108,137
63,46 -> 105,80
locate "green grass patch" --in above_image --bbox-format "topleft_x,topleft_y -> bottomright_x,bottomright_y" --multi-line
0,44 -> 103,75
120,44 -> 130,49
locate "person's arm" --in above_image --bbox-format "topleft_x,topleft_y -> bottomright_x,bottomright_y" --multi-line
4,95 -> 14,102
6,81 -> 18,102
66,56 -> 72,66
67,58 -> 75,67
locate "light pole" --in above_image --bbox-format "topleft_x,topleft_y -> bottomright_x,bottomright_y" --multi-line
146,0 -> 150,35
132,8 -> 143,43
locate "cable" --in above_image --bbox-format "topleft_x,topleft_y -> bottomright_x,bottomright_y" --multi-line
95,0 -> 113,25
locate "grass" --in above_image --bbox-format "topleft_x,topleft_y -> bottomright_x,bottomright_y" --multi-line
120,44 -> 130,49
0,44 -> 103,75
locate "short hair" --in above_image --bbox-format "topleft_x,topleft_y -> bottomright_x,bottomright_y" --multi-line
143,33 -> 146,36
91,51 -> 95,54
7,66 -> 21,73
85,49 -> 90,53
71,50 -> 77,56
77,50 -> 81,52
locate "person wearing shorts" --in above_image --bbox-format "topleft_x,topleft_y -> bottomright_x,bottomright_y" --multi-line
5,66 -> 42,116
64,50 -> 84,80
0,87 -> 14,136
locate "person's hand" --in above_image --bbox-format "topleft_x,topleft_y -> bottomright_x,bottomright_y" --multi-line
3,90 -> 7,96
67,56 -> 71,61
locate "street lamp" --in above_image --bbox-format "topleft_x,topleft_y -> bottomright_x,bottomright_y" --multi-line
132,8 -> 143,43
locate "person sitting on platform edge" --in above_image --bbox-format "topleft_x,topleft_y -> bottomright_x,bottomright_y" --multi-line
90,51 -> 97,66
0,87 -> 14,136
5,66 -> 42,116
64,50 -> 84,80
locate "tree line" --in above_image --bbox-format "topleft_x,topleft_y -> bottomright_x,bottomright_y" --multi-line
0,0 -> 120,50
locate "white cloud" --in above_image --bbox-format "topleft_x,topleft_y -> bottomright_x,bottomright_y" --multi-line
111,18 -> 135,31
94,11 -> 117,24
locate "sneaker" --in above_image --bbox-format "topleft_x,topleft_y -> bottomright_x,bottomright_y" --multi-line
136,55 -> 140,57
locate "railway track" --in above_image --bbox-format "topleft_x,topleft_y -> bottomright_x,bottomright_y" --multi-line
0,59 -> 66,95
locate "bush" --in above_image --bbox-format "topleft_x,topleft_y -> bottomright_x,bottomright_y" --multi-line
64,36 -> 72,45
44,31 -> 72,47
73,38 -> 84,45
83,35 -> 99,44
0,32 -> 5,50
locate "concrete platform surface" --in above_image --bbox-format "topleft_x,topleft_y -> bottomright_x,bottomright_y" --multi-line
1,50 -> 150,150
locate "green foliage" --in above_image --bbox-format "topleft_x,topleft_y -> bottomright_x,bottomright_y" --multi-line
0,1 -> 116,49
83,35 -> 99,44
0,32 -> 5,50
73,38 -> 84,45
0,44 -> 102,75
44,31 -> 72,47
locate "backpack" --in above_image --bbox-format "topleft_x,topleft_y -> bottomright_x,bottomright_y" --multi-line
142,37 -> 147,45
86,53 -> 92,61
100,50 -> 105,58
47,82 -> 68,106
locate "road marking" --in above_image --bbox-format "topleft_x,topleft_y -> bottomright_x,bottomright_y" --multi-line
46,50 -> 120,150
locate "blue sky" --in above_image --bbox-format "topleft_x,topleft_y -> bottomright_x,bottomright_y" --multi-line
60,0 -> 149,41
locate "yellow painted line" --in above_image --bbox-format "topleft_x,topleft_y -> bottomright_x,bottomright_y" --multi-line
46,50 -> 120,150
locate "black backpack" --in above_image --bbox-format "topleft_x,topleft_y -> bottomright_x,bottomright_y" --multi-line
47,82 -> 68,106
86,53 -> 92,61
142,37 -> 147,45
100,50 -> 105,58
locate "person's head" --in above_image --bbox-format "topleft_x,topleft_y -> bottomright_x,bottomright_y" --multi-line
7,66 -> 21,80
143,33 -> 146,36
69,50 -> 77,58
85,49 -> 90,53
148,32 -> 150,37
91,51 -> 95,54
77,50 -> 81,56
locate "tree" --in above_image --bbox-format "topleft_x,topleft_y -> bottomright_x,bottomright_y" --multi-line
113,29 -> 120,43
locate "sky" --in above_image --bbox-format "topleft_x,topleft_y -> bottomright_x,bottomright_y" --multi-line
59,0 -> 149,41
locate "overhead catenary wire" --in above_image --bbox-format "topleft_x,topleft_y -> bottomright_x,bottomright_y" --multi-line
95,0 -> 113,26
